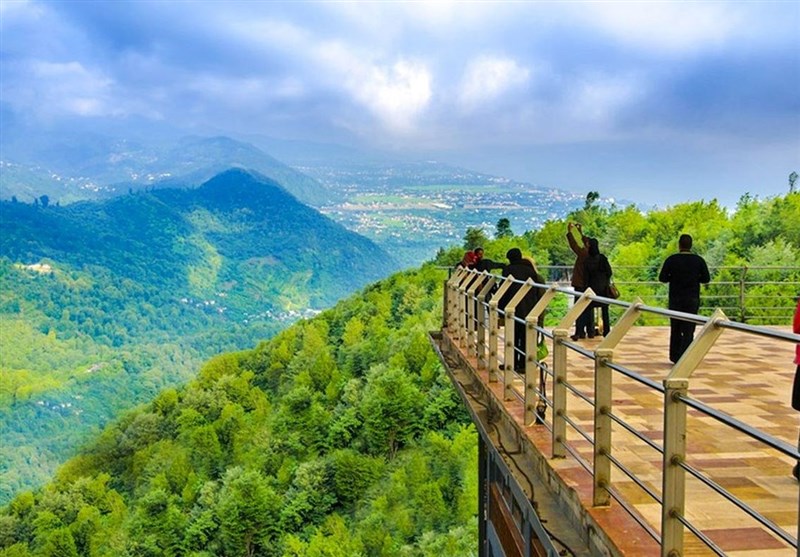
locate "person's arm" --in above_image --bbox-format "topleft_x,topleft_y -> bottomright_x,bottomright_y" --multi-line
566,224 -> 581,255
699,258 -> 710,284
603,255 -> 612,277
486,259 -> 506,271
658,257 -> 671,283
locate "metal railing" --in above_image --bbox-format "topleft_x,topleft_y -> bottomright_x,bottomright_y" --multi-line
538,264 -> 800,325
447,264 -> 799,324
443,267 -> 800,557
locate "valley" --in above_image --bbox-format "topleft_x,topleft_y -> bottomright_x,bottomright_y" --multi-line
0,168 -> 396,502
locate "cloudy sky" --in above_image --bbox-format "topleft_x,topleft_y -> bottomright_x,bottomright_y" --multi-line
1,1 -> 798,206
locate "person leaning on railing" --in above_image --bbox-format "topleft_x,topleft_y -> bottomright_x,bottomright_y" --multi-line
499,248 -> 545,372
792,296 -> 800,480
584,237 -> 613,337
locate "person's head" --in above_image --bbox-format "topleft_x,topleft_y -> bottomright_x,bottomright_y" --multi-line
474,247 -> 484,260
678,234 -> 693,251
506,248 -> 522,262
588,237 -> 600,256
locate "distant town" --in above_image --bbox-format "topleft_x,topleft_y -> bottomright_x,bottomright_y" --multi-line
301,162 -> 592,265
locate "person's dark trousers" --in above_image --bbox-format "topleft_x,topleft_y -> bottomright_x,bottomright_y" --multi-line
592,302 -> 611,337
669,301 -> 699,363
513,320 -> 527,371
574,289 -> 591,337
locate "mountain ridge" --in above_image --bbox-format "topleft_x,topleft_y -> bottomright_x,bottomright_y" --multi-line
0,167 -> 398,501
0,134 -> 335,207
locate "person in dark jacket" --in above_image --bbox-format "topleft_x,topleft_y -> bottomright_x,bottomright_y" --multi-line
499,248 -> 545,371
659,234 -> 710,363
584,238 -> 613,337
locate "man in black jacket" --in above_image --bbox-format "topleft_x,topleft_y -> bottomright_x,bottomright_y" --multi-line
659,234 -> 710,363
499,248 -> 544,371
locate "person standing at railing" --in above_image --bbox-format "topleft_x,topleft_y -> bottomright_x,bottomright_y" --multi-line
458,250 -> 477,269
499,248 -> 545,371
567,222 -> 592,340
659,234 -> 710,363
792,296 -> 800,480
584,237 -> 613,337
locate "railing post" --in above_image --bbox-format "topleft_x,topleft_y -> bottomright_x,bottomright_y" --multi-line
593,348 -> 613,507
504,309 -> 516,401
502,280 -> 534,402
447,269 -> 464,340
552,328 -> 568,458
457,275 -> 473,349
524,284 -> 557,426
488,278 -> 515,384
476,277 -> 497,370
661,308 -> 727,557
739,265 -> 748,323
525,317 -> 538,425
466,273 -> 484,359
488,301 -> 500,382
661,377 -> 688,557
442,279 -> 449,330
550,288 -> 594,459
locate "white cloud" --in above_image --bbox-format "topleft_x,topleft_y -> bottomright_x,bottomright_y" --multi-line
574,3 -> 740,54
458,56 -> 531,110
317,42 -> 432,133
30,60 -> 118,117
566,73 -> 644,131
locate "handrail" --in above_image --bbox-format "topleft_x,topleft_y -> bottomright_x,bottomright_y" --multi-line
536,264 -> 799,325
446,263 -> 798,324
443,267 -> 800,556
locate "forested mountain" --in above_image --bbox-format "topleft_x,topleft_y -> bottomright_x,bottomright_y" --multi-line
0,263 -> 477,557
1,191 -> 797,557
0,168 -> 397,503
0,134 -> 334,206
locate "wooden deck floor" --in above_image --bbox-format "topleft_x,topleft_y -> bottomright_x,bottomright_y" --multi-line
450,325 -> 798,556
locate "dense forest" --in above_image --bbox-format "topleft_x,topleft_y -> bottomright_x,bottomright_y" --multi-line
1,192 -> 798,556
438,192 -> 800,325
1,263 -> 475,557
0,168 -> 396,502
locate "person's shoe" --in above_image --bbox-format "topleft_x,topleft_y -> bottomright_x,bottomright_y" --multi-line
570,334 -> 585,341
587,333 -> 595,339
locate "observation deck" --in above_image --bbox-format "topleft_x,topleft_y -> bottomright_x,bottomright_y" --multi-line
430,267 -> 800,557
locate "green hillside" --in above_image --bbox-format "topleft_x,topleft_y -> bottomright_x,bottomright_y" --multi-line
0,168 -> 397,502
0,263 -> 477,557
1,191 -> 797,557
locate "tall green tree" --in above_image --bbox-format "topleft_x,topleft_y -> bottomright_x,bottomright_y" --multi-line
462,227 -> 488,250
495,218 -> 513,238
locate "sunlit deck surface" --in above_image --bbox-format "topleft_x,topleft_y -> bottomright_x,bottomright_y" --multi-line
445,325 -> 798,556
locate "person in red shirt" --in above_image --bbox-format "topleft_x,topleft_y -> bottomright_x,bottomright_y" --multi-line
458,250 -> 477,269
